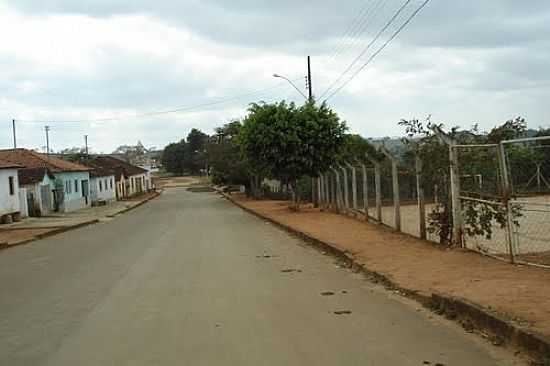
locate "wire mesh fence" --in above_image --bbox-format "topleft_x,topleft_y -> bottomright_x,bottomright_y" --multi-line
454,144 -> 512,258
311,135 -> 550,269
503,137 -> 550,267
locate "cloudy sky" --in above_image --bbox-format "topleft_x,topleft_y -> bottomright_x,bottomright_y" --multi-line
1,0 -> 549,153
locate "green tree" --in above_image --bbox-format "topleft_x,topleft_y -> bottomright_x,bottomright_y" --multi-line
207,121 -> 249,186
185,129 -> 209,174
161,140 -> 186,175
239,100 -> 347,204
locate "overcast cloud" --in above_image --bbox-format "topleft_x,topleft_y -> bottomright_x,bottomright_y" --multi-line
1,0 -> 549,152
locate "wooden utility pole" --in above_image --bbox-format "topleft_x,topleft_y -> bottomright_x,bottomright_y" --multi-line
12,119 -> 16,148
85,135 -> 89,155
45,126 -> 50,157
307,56 -> 313,102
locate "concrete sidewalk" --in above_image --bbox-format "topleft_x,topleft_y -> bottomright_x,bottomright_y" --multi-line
226,193 -> 550,363
0,191 -> 161,247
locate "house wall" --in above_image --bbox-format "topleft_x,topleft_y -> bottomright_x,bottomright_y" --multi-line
54,171 -> 91,212
90,175 -> 116,202
0,169 -> 20,216
18,187 -> 28,217
128,173 -> 147,196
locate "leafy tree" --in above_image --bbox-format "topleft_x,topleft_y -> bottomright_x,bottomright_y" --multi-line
184,129 -> 209,175
239,100 -> 347,204
487,117 -> 527,143
161,140 -> 186,175
207,121 -> 249,185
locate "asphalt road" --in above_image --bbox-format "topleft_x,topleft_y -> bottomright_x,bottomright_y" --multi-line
0,188 -> 521,365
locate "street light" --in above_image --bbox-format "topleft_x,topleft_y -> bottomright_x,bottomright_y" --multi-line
273,74 -> 308,100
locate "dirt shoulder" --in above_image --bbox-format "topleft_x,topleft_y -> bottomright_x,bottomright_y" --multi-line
229,194 -> 550,342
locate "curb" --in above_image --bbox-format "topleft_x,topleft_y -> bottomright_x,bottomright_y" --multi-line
0,219 -> 100,250
0,191 -> 162,251
222,193 -> 550,364
106,190 -> 162,218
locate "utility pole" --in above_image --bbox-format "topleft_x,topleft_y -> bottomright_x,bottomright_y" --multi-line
12,119 -> 17,148
307,56 -> 313,102
84,135 -> 89,155
45,126 -> 50,157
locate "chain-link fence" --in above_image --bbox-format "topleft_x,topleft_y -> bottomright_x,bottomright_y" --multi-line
503,137 -> 550,267
313,134 -> 550,269
453,144 -> 511,259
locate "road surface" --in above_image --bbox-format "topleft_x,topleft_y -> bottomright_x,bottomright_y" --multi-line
0,188 -> 521,365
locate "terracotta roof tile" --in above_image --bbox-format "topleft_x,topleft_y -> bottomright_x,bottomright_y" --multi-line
0,149 -> 91,172
18,167 -> 55,185
87,156 -> 147,181
0,158 -> 22,169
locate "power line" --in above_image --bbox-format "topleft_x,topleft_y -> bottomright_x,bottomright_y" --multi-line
325,0 -> 431,102
324,0 -> 385,65
14,79 -> 301,124
324,0 -> 392,69
326,0 -> 393,69
320,0 -> 414,100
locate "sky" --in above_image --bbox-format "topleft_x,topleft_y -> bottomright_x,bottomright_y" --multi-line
1,0 -> 550,153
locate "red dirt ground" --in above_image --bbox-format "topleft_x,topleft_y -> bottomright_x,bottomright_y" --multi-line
232,194 -> 550,338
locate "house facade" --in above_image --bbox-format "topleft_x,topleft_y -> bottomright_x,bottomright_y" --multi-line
0,159 -> 22,222
18,167 -> 56,217
89,173 -> 116,204
87,156 -> 151,199
0,149 -> 92,214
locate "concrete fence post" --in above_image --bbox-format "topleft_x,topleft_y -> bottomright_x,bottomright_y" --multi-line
347,162 -> 358,211
366,153 -> 382,223
331,168 -> 342,213
415,155 -> 427,240
340,165 -> 350,211
497,142 -> 516,263
325,174 -> 331,209
431,125 -> 463,247
362,163 -> 369,221
379,146 -> 401,232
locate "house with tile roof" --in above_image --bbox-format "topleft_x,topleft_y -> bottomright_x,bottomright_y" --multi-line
0,159 -> 23,222
62,156 -> 117,204
0,149 -> 92,213
86,156 -> 151,199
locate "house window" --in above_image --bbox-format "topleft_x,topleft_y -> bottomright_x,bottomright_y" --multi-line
8,176 -> 14,195
110,178 -> 113,189
104,179 -> 108,190
75,179 -> 79,193
99,180 -> 103,192
65,180 -> 71,194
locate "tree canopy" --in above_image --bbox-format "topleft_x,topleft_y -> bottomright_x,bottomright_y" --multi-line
239,100 -> 347,189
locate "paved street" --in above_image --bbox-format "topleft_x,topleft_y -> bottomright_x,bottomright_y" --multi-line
0,188 -> 520,365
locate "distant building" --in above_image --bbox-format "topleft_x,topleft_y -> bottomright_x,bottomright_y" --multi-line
0,149 -> 92,214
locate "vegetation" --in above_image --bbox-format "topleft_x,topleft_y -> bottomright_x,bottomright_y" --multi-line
239,101 -> 347,205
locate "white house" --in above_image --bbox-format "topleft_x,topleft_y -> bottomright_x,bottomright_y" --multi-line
0,159 -> 22,223
89,169 -> 116,204
0,149 -> 92,213
89,156 -> 151,199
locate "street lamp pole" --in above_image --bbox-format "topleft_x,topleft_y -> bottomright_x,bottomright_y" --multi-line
273,74 -> 308,100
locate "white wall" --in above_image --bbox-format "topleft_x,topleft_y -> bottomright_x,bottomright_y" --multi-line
0,169 -> 20,216
18,187 -> 28,217
90,175 -> 116,202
